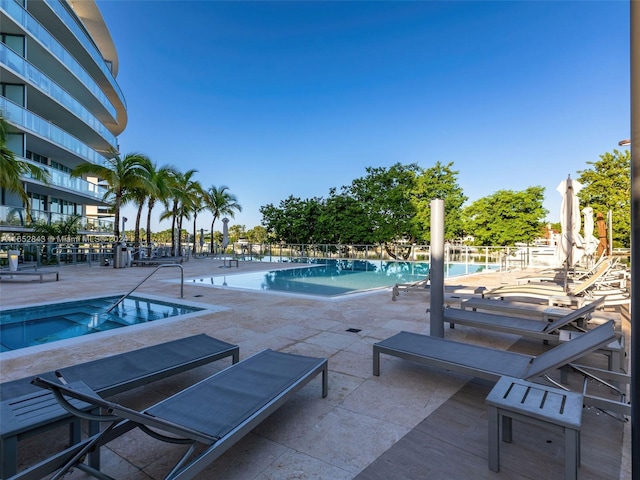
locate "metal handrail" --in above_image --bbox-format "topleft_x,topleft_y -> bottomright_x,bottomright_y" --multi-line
105,264 -> 184,314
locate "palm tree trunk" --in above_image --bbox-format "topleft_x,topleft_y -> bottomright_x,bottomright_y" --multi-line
210,217 -> 217,254
134,202 -> 143,259
146,198 -> 155,257
113,195 -> 121,242
192,213 -> 198,256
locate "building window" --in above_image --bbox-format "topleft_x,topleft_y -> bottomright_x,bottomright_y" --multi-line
1,34 -> 25,57
1,84 -> 25,106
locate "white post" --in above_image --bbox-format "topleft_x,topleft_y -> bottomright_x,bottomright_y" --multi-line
430,199 -> 445,338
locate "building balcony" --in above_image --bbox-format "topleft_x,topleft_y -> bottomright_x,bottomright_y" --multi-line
0,206 -> 114,234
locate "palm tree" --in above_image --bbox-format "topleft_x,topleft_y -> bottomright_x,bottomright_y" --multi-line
72,151 -> 150,241
160,169 -> 201,256
0,113 -> 49,220
144,164 -> 176,256
190,194 -> 205,255
205,185 -> 242,254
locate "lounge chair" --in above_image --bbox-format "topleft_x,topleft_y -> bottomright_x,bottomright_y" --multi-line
514,254 -> 611,285
482,259 -> 629,307
443,297 -> 625,372
1,334 -> 239,479
22,349 -> 328,480
446,296 -> 605,338
373,321 -> 628,415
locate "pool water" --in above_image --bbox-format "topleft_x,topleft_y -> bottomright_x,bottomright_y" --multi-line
188,260 -> 497,298
0,296 -> 204,352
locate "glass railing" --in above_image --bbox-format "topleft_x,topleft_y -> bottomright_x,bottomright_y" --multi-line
42,0 -> 126,109
0,43 -> 118,149
0,0 -> 118,118
0,97 -> 112,168
0,205 -> 114,232
20,158 -> 108,199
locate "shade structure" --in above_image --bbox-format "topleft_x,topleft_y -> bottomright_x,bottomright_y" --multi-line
555,176 -> 584,268
221,217 -> 230,250
581,206 -> 599,259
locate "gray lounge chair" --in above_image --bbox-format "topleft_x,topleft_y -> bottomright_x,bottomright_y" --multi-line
1,334 -> 239,479
444,297 -> 624,372
373,321 -> 627,414
22,349 -> 328,480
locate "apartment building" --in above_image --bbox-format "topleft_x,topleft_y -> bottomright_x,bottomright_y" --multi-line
0,0 -> 126,241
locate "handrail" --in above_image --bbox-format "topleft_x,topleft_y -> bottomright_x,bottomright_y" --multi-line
105,264 -> 184,314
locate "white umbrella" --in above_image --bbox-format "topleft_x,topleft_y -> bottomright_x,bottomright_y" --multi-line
555,176 -> 584,269
581,207 -> 599,259
221,217 -> 230,251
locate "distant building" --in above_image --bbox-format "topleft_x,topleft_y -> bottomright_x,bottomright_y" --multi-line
0,0 -> 126,241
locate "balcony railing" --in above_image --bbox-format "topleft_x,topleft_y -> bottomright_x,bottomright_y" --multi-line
1,43 -> 118,148
0,205 -> 114,233
0,0 -> 118,118
0,97 -> 111,168
21,158 -> 108,200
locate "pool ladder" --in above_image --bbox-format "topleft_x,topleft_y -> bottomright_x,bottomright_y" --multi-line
105,264 -> 184,314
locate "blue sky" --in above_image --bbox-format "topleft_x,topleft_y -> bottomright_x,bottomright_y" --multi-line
97,0 -> 630,235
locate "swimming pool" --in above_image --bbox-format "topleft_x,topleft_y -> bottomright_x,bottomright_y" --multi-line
0,295 -> 209,352
187,260 -> 497,298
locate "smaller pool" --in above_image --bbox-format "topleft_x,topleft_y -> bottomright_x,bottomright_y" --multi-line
0,296 -> 205,352
187,260 -> 497,298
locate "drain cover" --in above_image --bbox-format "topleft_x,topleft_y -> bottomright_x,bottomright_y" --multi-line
346,328 -> 361,333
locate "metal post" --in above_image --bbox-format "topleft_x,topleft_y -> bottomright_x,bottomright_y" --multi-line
430,199 -> 445,337
630,1 -> 639,476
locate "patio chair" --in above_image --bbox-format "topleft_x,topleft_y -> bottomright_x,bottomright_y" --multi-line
373,321 -> 628,415
444,297 -> 625,372
21,349 -> 328,480
445,297 -> 607,337
482,259 -> 629,306
1,335 -> 239,479
514,254 -> 611,285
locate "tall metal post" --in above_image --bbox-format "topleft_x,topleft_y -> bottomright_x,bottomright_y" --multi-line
430,199 -> 445,337
630,1 -> 639,477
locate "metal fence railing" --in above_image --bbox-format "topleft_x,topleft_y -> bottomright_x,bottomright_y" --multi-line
1,241 -> 628,270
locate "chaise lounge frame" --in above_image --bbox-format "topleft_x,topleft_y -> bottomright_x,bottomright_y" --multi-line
373,321 -> 629,416
1,334 -> 239,479
21,349 -> 328,480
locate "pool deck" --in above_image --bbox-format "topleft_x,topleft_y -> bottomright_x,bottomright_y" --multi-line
0,258 -> 631,479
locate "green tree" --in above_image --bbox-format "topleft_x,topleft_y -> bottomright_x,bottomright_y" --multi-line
144,164 -> 175,254
246,225 -> 269,243
160,169 -> 201,256
346,163 -> 420,258
411,161 -> 467,242
462,187 -> 547,246
577,149 -> 631,248
316,188 -> 372,244
260,196 -> 324,245
0,113 -> 49,219
205,185 -> 242,254
72,151 -> 150,241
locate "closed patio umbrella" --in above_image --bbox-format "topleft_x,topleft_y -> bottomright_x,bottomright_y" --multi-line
221,217 -> 230,251
555,176 -> 584,269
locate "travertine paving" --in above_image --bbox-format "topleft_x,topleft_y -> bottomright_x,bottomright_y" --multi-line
0,258 -> 630,479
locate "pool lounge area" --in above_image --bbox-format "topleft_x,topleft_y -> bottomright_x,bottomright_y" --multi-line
0,258 -> 631,479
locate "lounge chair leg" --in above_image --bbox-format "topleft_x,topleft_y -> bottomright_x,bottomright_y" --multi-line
373,347 -> 381,376
488,405 -> 499,472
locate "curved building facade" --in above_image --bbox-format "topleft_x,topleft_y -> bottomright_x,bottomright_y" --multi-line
0,0 -> 126,239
